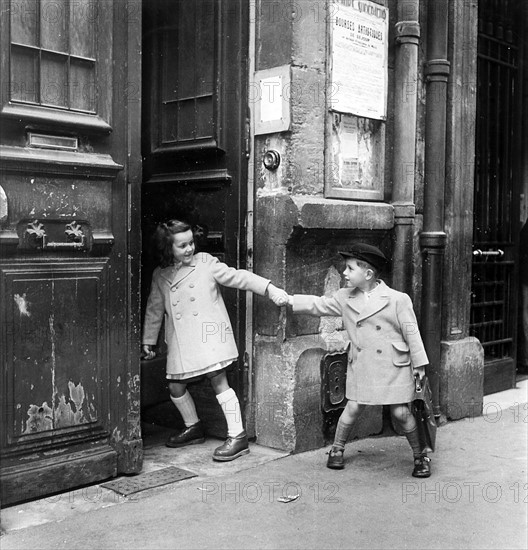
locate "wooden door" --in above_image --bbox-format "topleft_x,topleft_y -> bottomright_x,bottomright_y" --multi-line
471,0 -> 524,394
141,0 -> 249,436
0,0 -> 142,506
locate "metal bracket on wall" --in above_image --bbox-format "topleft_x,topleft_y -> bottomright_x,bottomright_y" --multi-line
21,219 -> 92,251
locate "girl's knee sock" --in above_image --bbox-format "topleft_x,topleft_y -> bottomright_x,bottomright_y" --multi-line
403,427 -> 423,458
332,417 -> 354,451
170,391 -> 199,427
216,388 -> 244,437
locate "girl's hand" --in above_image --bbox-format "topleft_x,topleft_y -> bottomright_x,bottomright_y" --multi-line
142,345 -> 156,360
267,284 -> 290,306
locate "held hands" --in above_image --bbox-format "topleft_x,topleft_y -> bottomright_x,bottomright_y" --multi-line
142,345 -> 156,361
267,283 -> 290,307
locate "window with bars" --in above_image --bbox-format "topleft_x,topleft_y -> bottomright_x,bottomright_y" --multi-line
10,0 -> 95,112
147,0 -> 225,156
1,0 -> 113,131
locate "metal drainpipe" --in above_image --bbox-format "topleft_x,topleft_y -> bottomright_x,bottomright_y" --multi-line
420,0 -> 450,417
392,0 -> 420,292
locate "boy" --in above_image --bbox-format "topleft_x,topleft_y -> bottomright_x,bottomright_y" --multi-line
286,243 -> 431,477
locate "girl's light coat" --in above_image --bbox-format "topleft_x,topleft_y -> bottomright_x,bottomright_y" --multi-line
143,252 -> 270,378
293,281 -> 429,404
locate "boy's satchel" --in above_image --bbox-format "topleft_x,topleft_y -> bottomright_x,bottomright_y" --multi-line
412,375 -> 437,453
320,351 -> 348,412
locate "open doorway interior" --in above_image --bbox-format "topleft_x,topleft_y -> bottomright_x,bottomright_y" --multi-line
139,0 -> 250,448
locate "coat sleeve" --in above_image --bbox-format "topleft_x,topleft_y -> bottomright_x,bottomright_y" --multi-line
396,293 -> 429,367
207,254 -> 270,296
142,268 -> 165,345
292,294 -> 343,317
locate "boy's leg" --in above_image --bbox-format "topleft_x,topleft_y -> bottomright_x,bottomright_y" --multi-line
327,401 -> 365,470
209,370 -> 249,462
390,403 -> 431,478
166,381 -> 205,447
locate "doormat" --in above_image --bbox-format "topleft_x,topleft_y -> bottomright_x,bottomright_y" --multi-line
101,466 -> 197,496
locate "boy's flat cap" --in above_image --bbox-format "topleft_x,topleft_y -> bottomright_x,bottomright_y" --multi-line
339,243 -> 389,272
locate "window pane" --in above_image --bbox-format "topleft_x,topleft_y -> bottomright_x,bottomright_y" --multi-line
10,45 -> 38,102
177,4 -> 196,100
177,100 -> 195,141
40,0 -> 68,52
10,0 -> 38,46
195,96 -> 213,139
70,0 -> 95,58
197,1 -> 215,95
70,58 -> 95,112
162,29 -> 179,104
161,102 -> 178,144
40,52 -> 67,107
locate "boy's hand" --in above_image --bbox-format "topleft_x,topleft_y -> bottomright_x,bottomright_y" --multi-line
413,365 -> 426,380
142,345 -> 156,360
267,284 -> 290,307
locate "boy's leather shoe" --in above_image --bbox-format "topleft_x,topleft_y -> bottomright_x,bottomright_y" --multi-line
166,421 -> 205,448
326,447 -> 345,470
412,455 -> 431,478
212,431 -> 250,461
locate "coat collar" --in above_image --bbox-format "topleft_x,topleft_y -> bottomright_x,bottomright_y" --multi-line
347,280 -> 390,321
159,256 -> 197,286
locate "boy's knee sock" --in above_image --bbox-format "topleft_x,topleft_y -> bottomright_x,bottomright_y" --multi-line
216,388 -> 244,438
332,417 -> 354,451
403,427 -> 423,458
170,391 -> 199,427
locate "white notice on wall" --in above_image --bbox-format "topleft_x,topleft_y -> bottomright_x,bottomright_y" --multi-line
330,0 -> 389,120
260,75 -> 283,123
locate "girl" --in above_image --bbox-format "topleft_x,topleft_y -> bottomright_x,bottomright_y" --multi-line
142,219 -> 288,461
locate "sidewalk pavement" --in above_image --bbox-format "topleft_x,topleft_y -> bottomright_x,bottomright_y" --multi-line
1,379 -> 527,550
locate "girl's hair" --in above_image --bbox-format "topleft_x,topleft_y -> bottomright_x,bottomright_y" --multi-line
153,219 -> 193,267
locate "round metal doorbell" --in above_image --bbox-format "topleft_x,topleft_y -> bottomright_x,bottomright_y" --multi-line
263,150 -> 281,170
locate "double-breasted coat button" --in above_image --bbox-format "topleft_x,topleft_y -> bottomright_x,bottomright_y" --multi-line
357,321 -> 362,327
190,297 -> 196,301
193,311 -> 198,316
175,313 -> 182,320
376,325 -> 381,330
189,283 -> 195,288
171,287 -> 176,292
377,349 -> 382,354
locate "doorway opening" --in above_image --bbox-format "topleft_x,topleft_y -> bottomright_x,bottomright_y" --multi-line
139,0 -> 250,448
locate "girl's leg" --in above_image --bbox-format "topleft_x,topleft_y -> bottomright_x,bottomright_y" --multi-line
166,381 -> 205,447
209,371 -> 244,437
208,370 -> 249,461
327,401 -> 365,470
390,403 -> 431,478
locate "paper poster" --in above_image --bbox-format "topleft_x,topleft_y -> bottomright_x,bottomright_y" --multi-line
330,0 -> 389,120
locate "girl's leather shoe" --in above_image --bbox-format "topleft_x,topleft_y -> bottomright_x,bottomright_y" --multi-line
166,421 -> 205,448
326,447 -> 344,470
212,431 -> 250,461
412,455 -> 431,477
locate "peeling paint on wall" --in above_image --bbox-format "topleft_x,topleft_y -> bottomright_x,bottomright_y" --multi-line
23,381 -> 92,433
23,402 -> 53,433
14,293 -> 31,316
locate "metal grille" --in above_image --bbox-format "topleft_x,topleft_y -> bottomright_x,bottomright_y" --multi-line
470,1 -> 520,362
470,254 -> 514,359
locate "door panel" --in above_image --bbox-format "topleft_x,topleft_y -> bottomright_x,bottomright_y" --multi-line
0,0 -> 142,505
471,0 -> 523,394
142,0 -> 249,437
